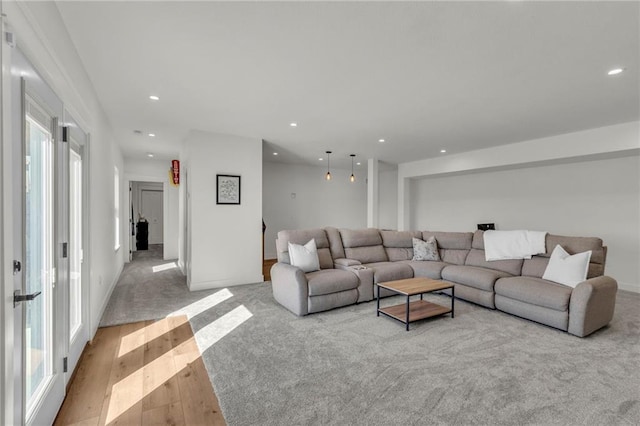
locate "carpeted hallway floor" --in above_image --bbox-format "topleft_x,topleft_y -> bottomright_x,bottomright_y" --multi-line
100,250 -> 640,425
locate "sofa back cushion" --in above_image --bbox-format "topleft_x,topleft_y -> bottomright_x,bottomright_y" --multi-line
422,231 -> 472,265
465,249 -> 523,276
340,228 -> 388,263
521,257 -> 550,278
471,230 -> 486,250
469,230 -> 524,275
380,230 -> 422,261
276,229 -> 334,269
324,227 -> 346,259
522,234 -> 606,279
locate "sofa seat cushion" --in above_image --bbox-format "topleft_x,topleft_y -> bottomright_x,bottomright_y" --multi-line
495,276 -> 572,312
400,260 -> 448,280
306,269 -> 359,296
362,262 -> 414,283
441,265 -> 511,292
308,289 -> 358,314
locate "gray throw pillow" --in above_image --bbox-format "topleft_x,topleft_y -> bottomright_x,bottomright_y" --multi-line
412,237 -> 440,261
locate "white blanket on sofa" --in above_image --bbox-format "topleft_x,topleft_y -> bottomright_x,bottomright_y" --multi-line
484,230 -> 547,261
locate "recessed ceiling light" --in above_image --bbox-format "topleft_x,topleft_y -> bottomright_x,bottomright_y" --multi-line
378,139 -> 385,143
149,95 -> 159,101
147,153 -> 154,158
273,152 -> 278,156
356,162 -> 361,166
290,122 -> 298,127
607,68 -> 624,76
318,158 -> 323,161
440,149 -> 447,153
148,133 -> 155,137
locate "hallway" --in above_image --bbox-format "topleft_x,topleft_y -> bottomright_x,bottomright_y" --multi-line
100,245 -> 192,327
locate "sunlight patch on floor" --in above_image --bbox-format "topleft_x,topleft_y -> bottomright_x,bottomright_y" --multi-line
106,308 -> 250,423
152,261 -> 178,273
107,324 -> 198,423
118,315 -> 189,358
194,305 -> 253,353
118,288 -> 236,358
168,288 -> 234,320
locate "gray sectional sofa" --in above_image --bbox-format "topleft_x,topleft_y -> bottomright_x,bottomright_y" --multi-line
270,227 -> 617,337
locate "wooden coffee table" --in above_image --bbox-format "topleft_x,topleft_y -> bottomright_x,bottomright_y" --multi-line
376,277 -> 454,331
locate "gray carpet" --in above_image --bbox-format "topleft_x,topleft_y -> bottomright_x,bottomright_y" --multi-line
100,252 -> 640,425
100,244 -> 200,326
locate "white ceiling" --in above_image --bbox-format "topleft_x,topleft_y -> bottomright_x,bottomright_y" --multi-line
56,1 -> 639,168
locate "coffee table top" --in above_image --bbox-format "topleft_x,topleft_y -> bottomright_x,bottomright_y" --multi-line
377,277 -> 453,296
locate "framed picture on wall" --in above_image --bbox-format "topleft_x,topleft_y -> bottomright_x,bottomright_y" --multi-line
217,174 -> 241,205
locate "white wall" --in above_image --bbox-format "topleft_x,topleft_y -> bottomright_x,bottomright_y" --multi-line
263,162 -> 367,259
181,130 -> 263,290
178,164 -> 188,275
410,155 -> 640,292
1,2 -> 125,422
124,158 -> 180,260
379,168 -> 398,230
88,104 -> 124,340
398,121 -> 640,230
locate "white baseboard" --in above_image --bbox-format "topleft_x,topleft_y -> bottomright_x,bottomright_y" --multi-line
188,275 -> 265,292
618,281 -> 640,293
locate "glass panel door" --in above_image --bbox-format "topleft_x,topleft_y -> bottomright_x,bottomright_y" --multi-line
69,148 -> 82,339
12,48 -> 66,426
64,119 -> 89,388
24,111 -> 54,416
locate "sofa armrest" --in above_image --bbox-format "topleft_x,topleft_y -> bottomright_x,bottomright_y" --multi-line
334,258 -> 362,267
270,263 -> 309,316
333,259 -> 373,302
568,276 -> 617,337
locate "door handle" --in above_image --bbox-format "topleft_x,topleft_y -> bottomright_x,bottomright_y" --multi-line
13,290 -> 42,308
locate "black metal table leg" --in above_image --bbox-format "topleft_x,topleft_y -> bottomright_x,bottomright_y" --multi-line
406,295 -> 410,331
376,284 -> 380,316
451,286 -> 455,318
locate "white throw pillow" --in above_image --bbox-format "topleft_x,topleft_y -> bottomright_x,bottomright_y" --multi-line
542,245 -> 592,288
288,239 -> 320,273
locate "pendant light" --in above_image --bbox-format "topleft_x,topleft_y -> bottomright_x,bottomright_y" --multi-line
325,151 -> 332,180
349,154 -> 356,182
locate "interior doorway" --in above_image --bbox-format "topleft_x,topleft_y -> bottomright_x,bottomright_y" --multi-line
130,181 -> 164,260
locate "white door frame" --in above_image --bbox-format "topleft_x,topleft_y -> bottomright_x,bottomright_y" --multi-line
124,174 -> 169,261
138,186 -> 164,245
7,44 -> 66,426
63,115 -> 91,387
1,7 -> 16,424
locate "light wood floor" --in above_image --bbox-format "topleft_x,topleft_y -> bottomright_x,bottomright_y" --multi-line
54,316 -> 225,426
263,258 -> 277,281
